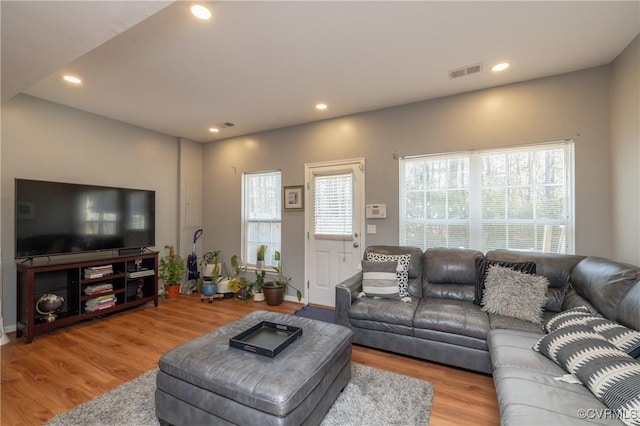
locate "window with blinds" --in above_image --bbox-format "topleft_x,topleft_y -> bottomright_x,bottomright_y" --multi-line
242,170 -> 281,267
399,141 -> 574,254
313,171 -> 353,239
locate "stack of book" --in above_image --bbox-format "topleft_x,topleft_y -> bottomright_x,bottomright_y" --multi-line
126,269 -> 155,278
84,265 -> 113,279
84,283 -> 113,295
85,295 -> 116,312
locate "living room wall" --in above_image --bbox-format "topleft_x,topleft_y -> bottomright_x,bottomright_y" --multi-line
0,94 -> 184,328
202,65 -> 614,301
611,34 -> 640,266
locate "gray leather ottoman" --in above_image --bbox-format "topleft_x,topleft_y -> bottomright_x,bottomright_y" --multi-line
155,310 -> 353,425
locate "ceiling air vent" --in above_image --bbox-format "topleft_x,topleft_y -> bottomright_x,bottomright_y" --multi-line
223,122 -> 235,127
448,62 -> 483,79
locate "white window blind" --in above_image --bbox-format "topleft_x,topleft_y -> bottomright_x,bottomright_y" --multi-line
242,171 -> 281,267
313,171 -> 353,238
400,141 -> 574,253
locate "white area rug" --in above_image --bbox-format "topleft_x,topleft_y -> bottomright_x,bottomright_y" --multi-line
46,363 -> 433,426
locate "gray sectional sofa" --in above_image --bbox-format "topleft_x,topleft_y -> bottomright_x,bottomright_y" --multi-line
335,245 -> 640,425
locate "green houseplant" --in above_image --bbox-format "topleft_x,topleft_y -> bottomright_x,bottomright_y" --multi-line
159,245 -> 186,299
200,250 -> 221,278
263,250 -> 302,305
253,270 -> 266,302
228,255 -> 251,301
256,244 -> 267,270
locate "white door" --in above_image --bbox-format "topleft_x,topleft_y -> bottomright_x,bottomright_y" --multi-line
305,159 -> 365,307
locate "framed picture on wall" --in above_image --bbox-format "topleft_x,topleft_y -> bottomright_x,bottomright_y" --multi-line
283,185 -> 304,211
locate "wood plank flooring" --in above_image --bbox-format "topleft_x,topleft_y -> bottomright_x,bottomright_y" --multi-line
1,295 -> 499,425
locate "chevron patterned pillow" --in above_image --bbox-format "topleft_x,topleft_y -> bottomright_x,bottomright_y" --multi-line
580,316 -> 640,358
543,306 -> 592,333
534,324 -> 640,426
543,307 -> 640,357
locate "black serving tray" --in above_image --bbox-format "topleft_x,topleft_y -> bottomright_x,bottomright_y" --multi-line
229,321 -> 303,357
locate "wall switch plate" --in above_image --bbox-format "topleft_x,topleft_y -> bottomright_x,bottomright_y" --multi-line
365,204 -> 387,218
367,224 -> 377,234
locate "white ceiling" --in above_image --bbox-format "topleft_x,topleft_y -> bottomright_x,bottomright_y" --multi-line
3,1 -> 639,142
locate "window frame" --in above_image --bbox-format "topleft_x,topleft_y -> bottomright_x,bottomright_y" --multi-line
399,141 -> 575,254
241,170 -> 282,269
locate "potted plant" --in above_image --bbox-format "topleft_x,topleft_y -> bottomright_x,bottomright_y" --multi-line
159,245 -> 186,299
253,270 -> 265,302
201,261 -> 222,297
256,244 -> 267,270
217,261 -> 232,295
263,250 -> 302,306
228,255 -> 251,301
200,250 -> 221,278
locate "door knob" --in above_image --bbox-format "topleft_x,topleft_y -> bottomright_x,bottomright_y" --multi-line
353,242 -> 359,248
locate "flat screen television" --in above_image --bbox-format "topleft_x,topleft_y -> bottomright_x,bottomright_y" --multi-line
15,179 -> 156,259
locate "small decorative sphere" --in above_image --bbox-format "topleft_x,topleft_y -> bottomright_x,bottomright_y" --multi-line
36,294 -> 64,313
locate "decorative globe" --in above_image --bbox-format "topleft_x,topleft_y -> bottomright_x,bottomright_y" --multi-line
36,294 -> 64,322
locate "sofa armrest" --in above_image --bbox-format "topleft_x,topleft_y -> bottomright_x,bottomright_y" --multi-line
335,272 -> 362,327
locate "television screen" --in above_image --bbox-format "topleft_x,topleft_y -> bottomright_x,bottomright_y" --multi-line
15,179 -> 155,258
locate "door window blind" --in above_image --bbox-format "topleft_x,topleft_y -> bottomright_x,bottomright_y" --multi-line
313,171 -> 353,239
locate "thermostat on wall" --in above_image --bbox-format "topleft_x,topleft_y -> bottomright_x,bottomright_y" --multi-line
366,204 -> 387,219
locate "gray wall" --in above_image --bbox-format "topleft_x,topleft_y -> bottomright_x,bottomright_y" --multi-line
203,66 -> 614,300
1,58 -> 634,324
611,34 -> 640,266
178,137 -> 204,273
1,94 -> 183,328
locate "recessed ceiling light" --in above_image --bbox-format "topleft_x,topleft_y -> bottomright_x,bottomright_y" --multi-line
316,103 -> 328,110
191,4 -> 212,20
491,63 -> 510,72
63,75 -> 82,84
209,127 -> 220,133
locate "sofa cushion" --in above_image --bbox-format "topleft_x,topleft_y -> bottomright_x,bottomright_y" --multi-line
492,367 -> 622,426
366,252 -> 411,297
474,258 -> 536,305
423,247 -> 484,302
617,280 -> 640,332
562,288 -> 600,314
348,295 -> 419,331
361,261 -> 401,299
489,313 -> 548,334
488,331 -> 622,425
487,329 -> 557,373
414,298 -> 490,341
571,257 -> 639,321
481,265 -> 549,324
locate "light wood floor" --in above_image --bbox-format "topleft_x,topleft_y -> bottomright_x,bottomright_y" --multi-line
1,295 -> 500,426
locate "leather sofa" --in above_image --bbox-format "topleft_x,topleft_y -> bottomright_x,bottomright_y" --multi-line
335,245 -> 640,425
